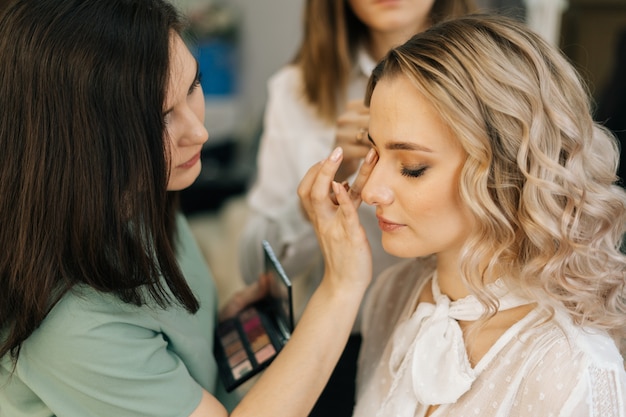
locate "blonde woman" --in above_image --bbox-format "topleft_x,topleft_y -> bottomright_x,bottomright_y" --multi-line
238,1 -> 476,413
300,13 -> 626,417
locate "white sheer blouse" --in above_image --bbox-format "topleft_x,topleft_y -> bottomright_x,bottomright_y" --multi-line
354,258 -> 626,417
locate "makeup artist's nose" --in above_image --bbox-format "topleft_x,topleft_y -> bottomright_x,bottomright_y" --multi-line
361,165 -> 393,206
180,102 -> 208,147
186,118 -> 208,146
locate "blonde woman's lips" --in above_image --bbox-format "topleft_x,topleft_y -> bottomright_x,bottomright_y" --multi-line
376,215 -> 404,232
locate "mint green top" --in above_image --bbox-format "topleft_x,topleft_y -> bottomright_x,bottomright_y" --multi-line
0,214 -> 239,417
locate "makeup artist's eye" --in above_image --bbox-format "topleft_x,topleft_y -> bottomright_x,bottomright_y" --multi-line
401,165 -> 428,178
188,72 -> 202,95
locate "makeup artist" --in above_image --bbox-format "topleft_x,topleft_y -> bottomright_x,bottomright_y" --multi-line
0,1 -> 371,416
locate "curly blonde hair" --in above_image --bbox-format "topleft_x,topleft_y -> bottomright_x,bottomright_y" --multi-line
365,14 -> 626,345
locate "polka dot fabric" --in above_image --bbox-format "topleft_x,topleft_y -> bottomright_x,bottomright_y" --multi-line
354,258 -> 626,417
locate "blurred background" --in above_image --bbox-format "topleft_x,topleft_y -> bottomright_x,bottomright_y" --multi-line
171,0 -> 626,310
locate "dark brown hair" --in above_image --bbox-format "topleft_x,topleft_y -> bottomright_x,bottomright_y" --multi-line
0,0 -> 199,363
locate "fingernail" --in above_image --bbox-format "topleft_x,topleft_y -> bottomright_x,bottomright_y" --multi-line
365,148 -> 376,164
329,147 -> 342,162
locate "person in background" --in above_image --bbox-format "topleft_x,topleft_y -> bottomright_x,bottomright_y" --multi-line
0,1 -> 372,416
238,1 -> 477,414
300,13 -> 626,416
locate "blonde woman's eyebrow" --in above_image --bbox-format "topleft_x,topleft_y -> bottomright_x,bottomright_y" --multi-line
367,133 -> 433,153
386,142 -> 433,152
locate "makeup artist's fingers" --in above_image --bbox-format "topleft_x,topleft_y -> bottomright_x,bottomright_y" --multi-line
327,181 -> 350,206
218,274 -> 271,321
297,147 -> 343,224
317,180 -> 372,290
298,146 -> 371,232
328,149 -> 377,207
331,181 -> 362,229
312,155 -> 370,279
297,146 -> 372,287
307,148 -> 342,207
347,148 -> 378,203
334,100 -> 371,182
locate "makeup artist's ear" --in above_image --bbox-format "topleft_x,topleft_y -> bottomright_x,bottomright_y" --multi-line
218,273 -> 271,321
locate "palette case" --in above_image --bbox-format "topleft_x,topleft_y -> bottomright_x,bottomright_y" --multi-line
214,240 -> 294,392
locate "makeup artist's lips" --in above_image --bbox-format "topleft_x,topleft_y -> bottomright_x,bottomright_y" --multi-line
177,152 -> 201,169
376,215 -> 405,232
374,0 -> 403,7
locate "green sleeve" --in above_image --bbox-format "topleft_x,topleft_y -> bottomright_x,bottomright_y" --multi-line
13,290 -> 203,417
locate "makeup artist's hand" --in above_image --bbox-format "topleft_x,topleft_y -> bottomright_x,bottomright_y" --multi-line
223,149 -> 377,417
297,146 -> 376,292
218,273 -> 271,321
333,100 -> 371,183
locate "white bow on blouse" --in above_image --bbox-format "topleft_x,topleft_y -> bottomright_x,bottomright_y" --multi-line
377,273 -> 532,416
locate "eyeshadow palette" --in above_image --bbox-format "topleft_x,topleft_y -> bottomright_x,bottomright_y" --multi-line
214,240 -> 294,392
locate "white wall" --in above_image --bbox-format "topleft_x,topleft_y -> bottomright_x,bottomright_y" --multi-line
231,0 -> 304,129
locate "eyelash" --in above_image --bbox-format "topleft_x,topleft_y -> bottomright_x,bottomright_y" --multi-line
401,165 -> 428,178
189,72 -> 202,95
164,73 -> 203,125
